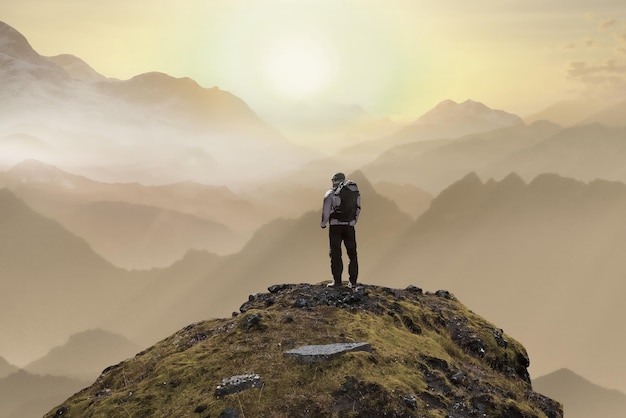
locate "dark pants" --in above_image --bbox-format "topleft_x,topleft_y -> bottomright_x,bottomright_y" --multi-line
329,224 -> 358,285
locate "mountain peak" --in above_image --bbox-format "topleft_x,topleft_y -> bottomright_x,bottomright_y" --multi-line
417,99 -> 523,128
45,283 -> 562,417
0,21 -> 39,61
46,54 -> 106,82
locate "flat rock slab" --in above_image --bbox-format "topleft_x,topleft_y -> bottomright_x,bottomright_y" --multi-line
284,342 -> 372,363
215,374 -> 263,397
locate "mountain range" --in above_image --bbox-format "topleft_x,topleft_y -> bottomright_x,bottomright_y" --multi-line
0,20 -> 318,186
2,17 -> 626,417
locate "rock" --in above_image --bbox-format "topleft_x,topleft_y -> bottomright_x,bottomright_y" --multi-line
215,374 -> 263,397
193,404 -> 208,413
55,407 -> 69,416
218,407 -> 240,418
284,342 -> 372,363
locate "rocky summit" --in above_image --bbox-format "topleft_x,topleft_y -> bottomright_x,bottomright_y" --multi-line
45,283 -> 562,418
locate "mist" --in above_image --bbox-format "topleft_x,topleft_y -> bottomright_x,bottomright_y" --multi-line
2,17 -> 626,418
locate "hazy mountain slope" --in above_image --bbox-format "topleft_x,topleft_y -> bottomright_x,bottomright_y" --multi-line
158,171 -> 414,327
534,369 -> 626,418
67,200 -> 243,269
0,371 -> 88,418
363,120 -> 563,194
0,21 -> 320,185
46,54 -> 107,82
523,97 -> 609,127
370,172 -> 626,393
44,284 -> 562,418
0,21 -> 69,91
24,329 -> 142,381
101,249 -> 225,347
577,100 -> 626,127
0,189 -> 149,364
489,124 -> 626,183
340,99 -> 524,167
373,181 -> 432,219
0,160 -> 278,268
2,159 -> 270,234
0,357 -> 18,379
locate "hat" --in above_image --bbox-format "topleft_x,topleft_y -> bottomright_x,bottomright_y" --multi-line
332,172 -> 346,182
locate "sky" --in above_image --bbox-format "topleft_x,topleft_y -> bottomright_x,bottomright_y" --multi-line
2,0 -> 626,121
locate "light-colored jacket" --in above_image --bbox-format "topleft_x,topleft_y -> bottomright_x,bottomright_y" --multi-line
320,181 -> 361,227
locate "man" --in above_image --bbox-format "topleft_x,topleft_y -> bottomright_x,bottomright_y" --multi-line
320,172 -> 361,288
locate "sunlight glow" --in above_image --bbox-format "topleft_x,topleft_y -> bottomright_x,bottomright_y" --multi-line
263,36 -> 336,100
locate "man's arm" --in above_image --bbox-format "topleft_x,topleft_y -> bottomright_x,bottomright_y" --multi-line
320,190 -> 333,228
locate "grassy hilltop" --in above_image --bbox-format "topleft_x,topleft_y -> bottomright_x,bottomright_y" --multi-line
45,283 -> 562,418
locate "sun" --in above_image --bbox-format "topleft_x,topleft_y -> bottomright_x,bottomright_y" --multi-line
264,36 -> 335,100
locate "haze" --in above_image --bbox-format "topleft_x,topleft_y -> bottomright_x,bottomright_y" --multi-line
1,1 -> 626,417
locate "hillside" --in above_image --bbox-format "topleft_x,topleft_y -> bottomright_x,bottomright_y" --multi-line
44,284 -> 562,417
533,369 -> 626,418
0,357 -> 18,379
0,370 -> 88,418
24,329 -> 142,381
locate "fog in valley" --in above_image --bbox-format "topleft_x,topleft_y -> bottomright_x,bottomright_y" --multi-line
1,3 -> 626,417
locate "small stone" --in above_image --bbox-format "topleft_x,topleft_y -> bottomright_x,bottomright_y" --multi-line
215,374 -> 263,397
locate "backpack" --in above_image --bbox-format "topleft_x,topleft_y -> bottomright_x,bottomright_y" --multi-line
331,180 -> 360,222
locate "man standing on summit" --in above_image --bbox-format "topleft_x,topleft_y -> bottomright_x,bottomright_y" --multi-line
321,172 -> 361,288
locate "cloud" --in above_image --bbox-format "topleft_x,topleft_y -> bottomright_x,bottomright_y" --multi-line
567,59 -> 626,100
568,60 -> 626,77
599,19 -> 617,30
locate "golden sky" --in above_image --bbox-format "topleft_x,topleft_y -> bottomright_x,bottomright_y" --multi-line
2,0 -> 626,118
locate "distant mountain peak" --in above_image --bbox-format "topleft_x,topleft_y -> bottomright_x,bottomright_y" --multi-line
0,21 -> 39,61
417,99 -> 523,127
46,54 -> 106,82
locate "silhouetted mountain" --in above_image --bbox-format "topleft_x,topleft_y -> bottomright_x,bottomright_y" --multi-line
371,172 -> 626,392
0,357 -> 18,379
25,329 -> 142,381
534,369 -> 626,418
44,284 -> 562,417
0,370 -> 88,418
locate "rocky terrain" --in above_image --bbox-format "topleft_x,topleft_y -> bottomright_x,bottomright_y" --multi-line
45,283 -> 562,417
